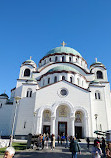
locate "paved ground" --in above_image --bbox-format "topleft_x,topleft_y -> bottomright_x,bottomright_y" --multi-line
15,143 -> 92,158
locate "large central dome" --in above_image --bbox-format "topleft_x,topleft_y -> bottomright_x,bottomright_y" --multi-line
45,46 -> 82,57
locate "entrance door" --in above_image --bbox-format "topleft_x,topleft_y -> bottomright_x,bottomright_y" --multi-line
43,125 -> 50,135
58,122 -> 67,136
75,126 -> 82,139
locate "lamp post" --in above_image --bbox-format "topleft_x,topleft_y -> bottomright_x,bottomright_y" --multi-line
94,114 -> 98,131
33,112 -> 37,135
9,96 -> 21,146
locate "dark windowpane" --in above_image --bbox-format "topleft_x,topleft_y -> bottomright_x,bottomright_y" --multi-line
24,69 -> 30,76
69,57 -> 71,62
70,77 -> 72,83
62,76 -> 65,80
54,76 -> 57,83
55,57 -> 58,62
48,78 -> 50,84
97,71 -> 103,79
98,93 -> 101,99
62,56 -> 65,62
95,93 -> 97,99
49,58 -> 51,62
60,89 -> 67,96
26,91 -> 29,97
30,91 -> 32,97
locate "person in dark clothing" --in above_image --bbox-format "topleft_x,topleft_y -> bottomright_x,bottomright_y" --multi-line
42,135 -> 45,149
50,134 -> 53,150
94,137 -> 100,147
57,135 -> 60,145
101,137 -> 106,157
70,137 -> 81,158
86,137 -> 90,149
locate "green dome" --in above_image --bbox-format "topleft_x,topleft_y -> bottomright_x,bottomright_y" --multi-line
48,65 -> 79,73
23,59 -> 35,64
46,46 -> 82,57
90,61 -> 105,68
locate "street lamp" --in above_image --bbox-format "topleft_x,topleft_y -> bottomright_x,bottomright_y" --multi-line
94,114 -> 98,130
33,112 -> 37,135
9,96 -> 21,146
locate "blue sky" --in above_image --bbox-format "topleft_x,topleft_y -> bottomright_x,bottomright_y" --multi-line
0,0 -> 111,96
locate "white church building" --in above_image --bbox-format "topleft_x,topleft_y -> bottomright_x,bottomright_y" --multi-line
0,42 -> 111,139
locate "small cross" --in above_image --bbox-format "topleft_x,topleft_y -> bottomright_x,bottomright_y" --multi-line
61,41 -> 66,47
30,56 -> 32,60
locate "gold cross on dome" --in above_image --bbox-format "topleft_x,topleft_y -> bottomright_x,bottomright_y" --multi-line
30,56 -> 32,60
61,41 -> 66,47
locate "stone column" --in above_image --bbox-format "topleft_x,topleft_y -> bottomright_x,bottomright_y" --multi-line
36,116 -> 42,134
70,117 -> 75,136
51,116 -> 56,135
84,116 -> 89,137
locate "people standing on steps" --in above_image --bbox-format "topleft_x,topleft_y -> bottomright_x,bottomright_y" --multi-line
70,137 -> 81,158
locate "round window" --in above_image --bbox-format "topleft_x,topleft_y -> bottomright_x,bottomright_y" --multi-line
58,88 -> 68,97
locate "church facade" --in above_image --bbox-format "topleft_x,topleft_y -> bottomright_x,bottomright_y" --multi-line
0,43 -> 111,138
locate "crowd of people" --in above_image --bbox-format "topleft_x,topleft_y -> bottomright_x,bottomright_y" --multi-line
91,137 -> 111,158
2,134 -> 111,158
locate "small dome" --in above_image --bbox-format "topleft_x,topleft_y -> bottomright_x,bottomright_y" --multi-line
0,93 -> 9,98
45,46 -> 82,57
22,59 -> 37,68
48,65 -> 79,74
90,61 -> 105,68
22,59 -> 35,64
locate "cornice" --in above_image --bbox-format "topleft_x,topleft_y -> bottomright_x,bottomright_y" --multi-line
34,62 -> 92,74
37,70 -> 87,81
39,52 -> 87,64
90,66 -> 106,71
20,64 -> 36,68
37,79 -> 90,92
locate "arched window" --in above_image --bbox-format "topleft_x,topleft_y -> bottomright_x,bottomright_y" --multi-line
97,71 -> 103,79
95,91 -> 101,100
76,58 -> 78,62
55,56 -> 58,62
70,77 -> 72,83
26,88 -> 32,97
77,78 -> 79,85
69,57 -> 72,62
49,58 -> 51,62
30,91 -> 32,97
95,93 -> 97,99
62,76 -> 65,80
54,76 -> 57,83
24,69 -> 30,77
48,78 -> 50,84
62,56 -> 65,62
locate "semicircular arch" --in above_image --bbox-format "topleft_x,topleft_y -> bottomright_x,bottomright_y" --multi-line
74,106 -> 88,118
36,105 -> 53,117
52,100 -> 74,117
